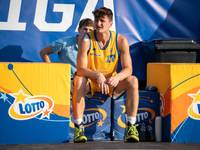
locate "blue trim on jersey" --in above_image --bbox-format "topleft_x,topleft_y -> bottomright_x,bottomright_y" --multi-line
94,30 -> 101,49
104,31 -> 111,50
94,30 -> 112,50
86,33 -> 91,55
115,32 -> 119,56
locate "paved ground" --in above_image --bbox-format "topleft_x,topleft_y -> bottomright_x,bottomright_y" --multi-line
1,141 -> 200,150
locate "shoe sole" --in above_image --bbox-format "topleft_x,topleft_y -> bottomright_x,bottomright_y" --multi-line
125,136 -> 139,142
74,136 -> 87,143
74,139 -> 87,143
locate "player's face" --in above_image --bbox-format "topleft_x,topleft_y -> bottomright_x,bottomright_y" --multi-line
94,15 -> 113,33
78,25 -> 94,37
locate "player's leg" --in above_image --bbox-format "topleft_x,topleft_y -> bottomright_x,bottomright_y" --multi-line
70,79 -> 73,100
113,75 -> 139,142
72,75 -> 90,143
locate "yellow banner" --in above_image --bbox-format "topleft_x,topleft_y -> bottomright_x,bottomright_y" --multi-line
147,63 -> 200,134
0,63 -> 71,119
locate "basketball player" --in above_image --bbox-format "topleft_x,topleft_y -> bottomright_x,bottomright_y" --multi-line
72,7 -> 139,143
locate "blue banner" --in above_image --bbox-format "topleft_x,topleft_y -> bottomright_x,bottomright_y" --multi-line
0,0 -> 200,80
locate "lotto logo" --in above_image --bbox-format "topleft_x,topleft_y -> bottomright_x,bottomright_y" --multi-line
188,90 -> 200,120
8,89 -> 54,120
116,105 -> 156,128
70,108 -> 108,128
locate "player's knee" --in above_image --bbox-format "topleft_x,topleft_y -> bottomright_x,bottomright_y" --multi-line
73,75 -> 88,88
126,76 -> 138,89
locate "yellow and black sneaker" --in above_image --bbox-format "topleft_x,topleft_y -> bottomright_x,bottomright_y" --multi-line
74,122 -> 87,143
124,122 -> 139,142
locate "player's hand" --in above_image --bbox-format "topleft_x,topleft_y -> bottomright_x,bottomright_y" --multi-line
97,73 -> 109,95
106,75 -> 120,88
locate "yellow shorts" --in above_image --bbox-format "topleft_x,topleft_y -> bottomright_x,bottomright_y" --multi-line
89,79 -> 114,97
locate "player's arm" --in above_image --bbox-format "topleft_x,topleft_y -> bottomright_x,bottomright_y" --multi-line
117,34 -> 132,79
77,34 -> 99,79
107,34 -> 132,88
39,45 -> 54,62
77,34 -> 109,94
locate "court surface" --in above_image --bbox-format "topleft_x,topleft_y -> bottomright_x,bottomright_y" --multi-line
1,141 -> 200,150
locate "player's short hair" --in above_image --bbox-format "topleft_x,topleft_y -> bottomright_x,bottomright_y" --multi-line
78,18 -> 94,29
92,7 -> 113,21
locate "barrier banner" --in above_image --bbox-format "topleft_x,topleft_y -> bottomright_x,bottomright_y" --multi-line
147,63 -> 200,143
1,0 -> 200,81
69,92 -> 111,141
0,63 -> 71,144
112,90 -> 160,141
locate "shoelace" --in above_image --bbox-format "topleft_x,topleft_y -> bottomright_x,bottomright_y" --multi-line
127,125 -> 139,136
75,127 -> 84,137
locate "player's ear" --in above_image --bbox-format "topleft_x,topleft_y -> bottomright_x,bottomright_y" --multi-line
109,21 -> 113,28
78,27 -> 81,33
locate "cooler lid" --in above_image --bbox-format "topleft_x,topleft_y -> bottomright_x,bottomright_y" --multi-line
148,37 -> 197,44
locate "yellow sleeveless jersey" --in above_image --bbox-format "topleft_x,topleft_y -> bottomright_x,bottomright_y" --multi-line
87,30 -> 119,79
86,30 -> 119,96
